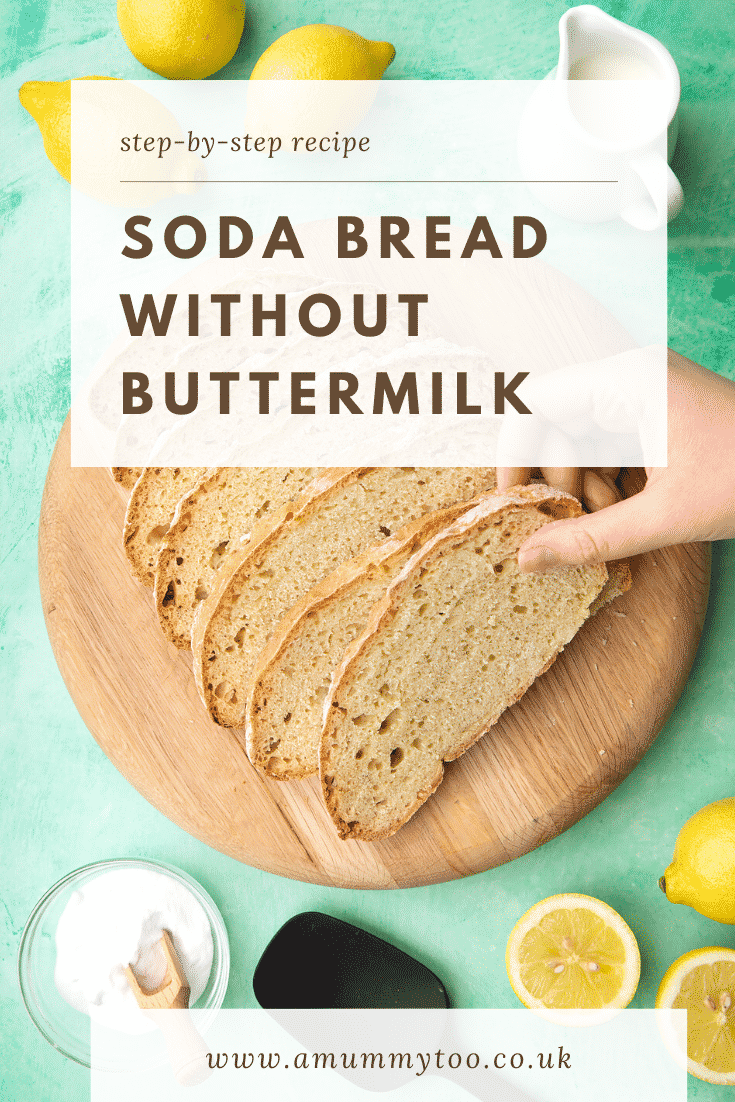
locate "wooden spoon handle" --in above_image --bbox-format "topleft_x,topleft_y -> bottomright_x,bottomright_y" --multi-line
145,1009 -> 213,1086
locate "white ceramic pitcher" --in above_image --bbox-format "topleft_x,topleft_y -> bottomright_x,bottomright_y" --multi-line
518,4 -> 684,230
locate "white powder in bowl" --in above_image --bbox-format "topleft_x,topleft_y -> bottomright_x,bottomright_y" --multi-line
54,867 -> 214,1035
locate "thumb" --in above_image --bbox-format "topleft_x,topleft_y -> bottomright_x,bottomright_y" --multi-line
519,482 -> 677,571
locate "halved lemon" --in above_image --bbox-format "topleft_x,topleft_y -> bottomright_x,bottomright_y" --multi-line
506,893 -> 640,1011
656,948 -> 735,1084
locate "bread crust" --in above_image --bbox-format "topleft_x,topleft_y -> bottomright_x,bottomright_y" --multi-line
320,485 -> 607,841
154,468 -> 226,646
591,560 -> 632,613
122,466 -> 209,587
111,466 -> 143,491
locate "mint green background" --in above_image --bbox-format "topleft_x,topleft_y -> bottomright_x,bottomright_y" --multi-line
2,1 -> 734,1099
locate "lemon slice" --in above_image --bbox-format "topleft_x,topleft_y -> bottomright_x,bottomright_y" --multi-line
506,893 -> 640,1011
656,948 -> 735,1084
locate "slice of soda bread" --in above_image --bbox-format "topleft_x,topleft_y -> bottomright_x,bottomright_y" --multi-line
123,466 -> 208,586
320,486 -> 608,841
154,466 -> 324,649
246,500 -> 481,779
192,467 -> 497,728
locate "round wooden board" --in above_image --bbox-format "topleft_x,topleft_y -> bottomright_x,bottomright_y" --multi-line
40,421 -> 709,888
40,233 -> 710,888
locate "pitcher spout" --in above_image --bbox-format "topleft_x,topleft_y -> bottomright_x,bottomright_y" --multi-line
557,5 -> 621,81
557,3 -> 680,87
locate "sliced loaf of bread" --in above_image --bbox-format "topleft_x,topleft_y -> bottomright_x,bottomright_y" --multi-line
192,466 -> 497,728
123,467 -> 208,586
246,500 -> 480,779
155,466 -> 324,649
320,486 -> 608,841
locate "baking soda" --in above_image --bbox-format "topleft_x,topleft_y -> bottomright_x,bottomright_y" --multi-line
54,867 -> 213,1034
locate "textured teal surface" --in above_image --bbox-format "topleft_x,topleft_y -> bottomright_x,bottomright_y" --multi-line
2,2 -> 734,1099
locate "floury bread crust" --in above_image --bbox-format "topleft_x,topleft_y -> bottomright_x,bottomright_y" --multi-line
192,466 -> 498,729
246,500 -> 481,780
154,466 -> 324,648
122,466 -> 208,586
320,486 -> 608,842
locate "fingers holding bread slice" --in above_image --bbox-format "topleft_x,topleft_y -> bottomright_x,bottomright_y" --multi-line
320,486 -> 608,841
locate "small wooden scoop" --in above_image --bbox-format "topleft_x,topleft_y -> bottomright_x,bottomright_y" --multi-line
125,930 -> 213,1086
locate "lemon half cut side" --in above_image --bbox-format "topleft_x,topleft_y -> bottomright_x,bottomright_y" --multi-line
656,948 -> 735,1085
506,893 -> 640,1013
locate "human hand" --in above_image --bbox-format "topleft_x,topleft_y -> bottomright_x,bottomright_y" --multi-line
497,349 -> 735,571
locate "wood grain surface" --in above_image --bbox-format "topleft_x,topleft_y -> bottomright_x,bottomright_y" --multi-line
39,421 -> 710,888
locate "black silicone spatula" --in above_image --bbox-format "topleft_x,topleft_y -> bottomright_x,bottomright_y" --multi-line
253,912 -> 534,1102
253,911 -> 449,1010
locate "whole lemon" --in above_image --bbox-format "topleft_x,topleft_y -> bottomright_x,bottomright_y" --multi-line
19,77 -> 118,182
660,798 -> 735,923
249,24 -> 395,81
117,0 -> 245,79
20,78 -> 202,205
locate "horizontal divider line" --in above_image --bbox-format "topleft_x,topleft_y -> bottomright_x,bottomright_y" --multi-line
119,179 -> 620,184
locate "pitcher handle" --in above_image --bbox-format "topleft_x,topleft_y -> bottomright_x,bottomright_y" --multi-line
621,149 -> 684,231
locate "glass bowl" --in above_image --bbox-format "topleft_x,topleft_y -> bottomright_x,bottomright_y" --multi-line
18,857 -> 229,1071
